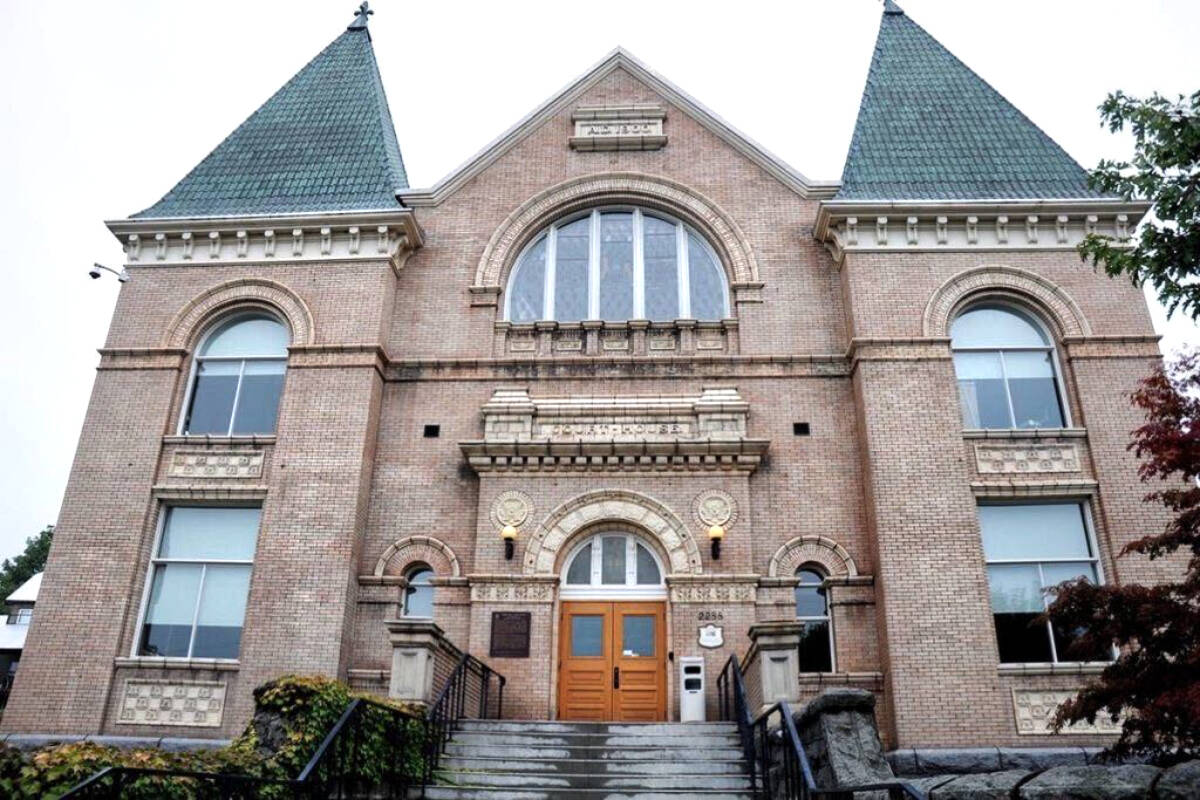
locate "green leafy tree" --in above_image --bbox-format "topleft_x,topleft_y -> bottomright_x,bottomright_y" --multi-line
0,526 -> 52,614
1046,350 -> 1200,763
1078,90 -> 1200,319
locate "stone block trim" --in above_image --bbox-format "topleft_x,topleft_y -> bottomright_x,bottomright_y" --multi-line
161,278 -> 316,349
923,265 -> 1091,338
521,488 -> 702,575
472,171 -> 760,297
769,535 -> 858,578
373,535 -> 462,578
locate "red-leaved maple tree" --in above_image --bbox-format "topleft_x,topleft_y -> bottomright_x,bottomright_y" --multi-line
1046,349 -> 1200,764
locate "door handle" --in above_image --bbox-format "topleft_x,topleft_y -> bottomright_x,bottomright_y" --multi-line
613,666 -> 620,689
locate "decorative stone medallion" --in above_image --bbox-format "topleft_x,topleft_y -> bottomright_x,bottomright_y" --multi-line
491,490 -> 533,529
169,450 -> 264,479
693,490 -> 737,529
118,680 -> 226,727
698,624 -> 724,649
976,444 -> 1081,475
1012,689 -> 1122,735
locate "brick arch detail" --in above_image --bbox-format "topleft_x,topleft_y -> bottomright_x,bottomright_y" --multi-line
374,535 -> 462,578
768,536 -> 857,578
475,172 -> 760,291
923,266 -> 1091,339
162,278 -> 316,350
522,489 -> 703,576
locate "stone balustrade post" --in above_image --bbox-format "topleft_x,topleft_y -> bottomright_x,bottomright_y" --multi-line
748,621 -> 803,713
385,618 -> 444,705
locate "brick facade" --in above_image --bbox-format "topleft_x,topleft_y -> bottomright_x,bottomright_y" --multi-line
1,42 -> 1172,753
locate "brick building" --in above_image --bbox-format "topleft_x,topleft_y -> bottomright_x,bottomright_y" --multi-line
3,1 -> 1170,756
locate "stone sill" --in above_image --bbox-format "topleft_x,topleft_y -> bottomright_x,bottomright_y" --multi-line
798,671 -> 883,685
162,435 -> 277,446
114,657 -> 240,673
997,662 -> 1109,676
963,428 -> 1087,440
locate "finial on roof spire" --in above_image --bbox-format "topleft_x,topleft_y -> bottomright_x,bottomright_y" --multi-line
883,0 -> 904,14
348,1 -> 373,30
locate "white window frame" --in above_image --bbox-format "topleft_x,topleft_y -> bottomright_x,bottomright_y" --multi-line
559,533 -> 668,600
178,311 -> 289,436
130,505 -> 259,662
951,302 -> 1072,430
402,564 -> 435,619
795,565 -> 836,674
504,207 -> 730,323
980,499 -> 1110,665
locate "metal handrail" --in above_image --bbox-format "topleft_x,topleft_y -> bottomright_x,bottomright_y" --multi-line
61,696 -> 419,799
718,654 -> 926,800
422,651 -> 507,791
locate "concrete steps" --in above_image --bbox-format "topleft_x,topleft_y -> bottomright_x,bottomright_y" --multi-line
420,719 -> 755,800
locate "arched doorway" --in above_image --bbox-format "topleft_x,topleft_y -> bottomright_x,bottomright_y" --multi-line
557,531 -> 668,721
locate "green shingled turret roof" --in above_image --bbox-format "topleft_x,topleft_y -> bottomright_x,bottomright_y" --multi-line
133,3 -> 407,219
835,1 -> 1103,202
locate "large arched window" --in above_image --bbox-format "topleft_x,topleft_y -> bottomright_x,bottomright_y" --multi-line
950,304 -> 1066,430
183,314 -> 289,435
560,533 -> 666,599
795,565 -> 834,673
505,208 -> 729,323
402,565 -> 434,618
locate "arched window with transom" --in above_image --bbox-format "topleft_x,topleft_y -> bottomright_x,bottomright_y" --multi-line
403,565 -> 434,618
183,313 -> 289,435
795,565 -> 833,673
560,533 -> 666,599
950,304 -> 1067,430
505,208 -> 729,323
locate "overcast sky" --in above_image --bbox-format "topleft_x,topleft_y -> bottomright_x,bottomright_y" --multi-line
0,0 -> 1196,563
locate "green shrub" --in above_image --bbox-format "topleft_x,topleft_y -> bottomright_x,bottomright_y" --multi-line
0,674 -> 425,799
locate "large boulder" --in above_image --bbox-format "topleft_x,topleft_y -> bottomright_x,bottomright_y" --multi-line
1156,760 -> 1200,800
793,688 -> 893,790
1019,764 -> 1160,799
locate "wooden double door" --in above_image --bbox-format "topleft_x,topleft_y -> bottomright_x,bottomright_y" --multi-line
558,601 -> 667,721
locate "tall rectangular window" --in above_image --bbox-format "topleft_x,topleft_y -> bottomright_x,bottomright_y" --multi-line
139,507 -> 260,660
979,502 -> 1109,664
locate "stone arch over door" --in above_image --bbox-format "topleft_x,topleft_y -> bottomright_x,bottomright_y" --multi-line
522,489 -> 703,576
768,536 -> 858,579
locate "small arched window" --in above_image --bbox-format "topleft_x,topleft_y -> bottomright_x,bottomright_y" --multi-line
506,208 -> 729,323
183,314 -> 289,436
951,304 -> 1066,430
403,566 -> 434,618
561,534 -> 665,599
795,565 -> 833,673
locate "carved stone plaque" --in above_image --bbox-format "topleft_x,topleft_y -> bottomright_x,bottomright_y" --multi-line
489,612 -> 531,658
975,444 -> 1080,475
1012,689 -> 1122,735
118,680 -> 226,727
169,450 -> 263,479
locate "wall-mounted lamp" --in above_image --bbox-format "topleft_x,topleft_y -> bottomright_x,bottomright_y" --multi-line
501,525 -> 518,560
89,263 -> 130,283
707,524 -> 725,560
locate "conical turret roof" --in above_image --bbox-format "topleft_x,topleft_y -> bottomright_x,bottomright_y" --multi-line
133,4 -> 407,218
835,2 -> 1102,201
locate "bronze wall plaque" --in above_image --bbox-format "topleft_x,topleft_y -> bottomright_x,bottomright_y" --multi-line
489,612 -> 531,658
